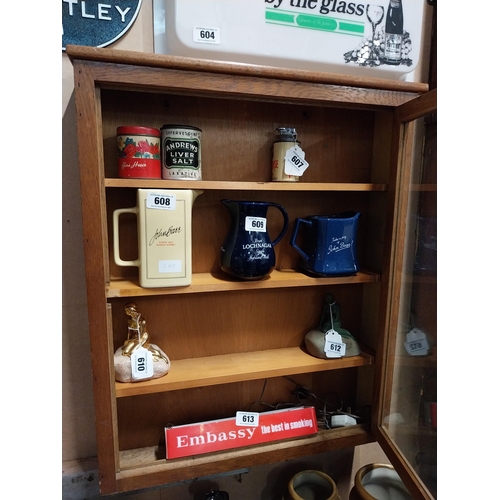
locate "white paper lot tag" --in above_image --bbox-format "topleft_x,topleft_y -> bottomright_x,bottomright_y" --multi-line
193,26 -> 220,44
146,192 -> 176,210
284,145 -> 309,176
235,411 -> 259,427
324,329 -> 346,358
245,216 -> 267,232
404,328 -> 430,356
131,347 -> 154,380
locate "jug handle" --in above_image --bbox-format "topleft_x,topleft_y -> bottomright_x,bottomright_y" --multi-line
113,207 -> 140,267
289,218 -> 311,262
269,202 -> 289,246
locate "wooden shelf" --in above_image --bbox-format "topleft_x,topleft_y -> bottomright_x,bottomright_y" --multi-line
115,347 -> 374,398
105,179 -> 388,191
390,423 -> 437,439
410,183 -> 437,192
395,348 -> 437,368
116,425 -> 374,492
404,274 -> 437,285
107,270 -> 380,298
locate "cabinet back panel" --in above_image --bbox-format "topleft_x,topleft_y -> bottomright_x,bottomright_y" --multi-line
101,90 -> 376,183
110,285 -> 363,359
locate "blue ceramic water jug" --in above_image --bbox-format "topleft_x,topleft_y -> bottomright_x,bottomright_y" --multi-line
290,211 -> 360,276
220,199 -> 289,280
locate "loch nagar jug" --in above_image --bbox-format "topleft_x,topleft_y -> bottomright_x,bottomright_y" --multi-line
220,199 -> 289,280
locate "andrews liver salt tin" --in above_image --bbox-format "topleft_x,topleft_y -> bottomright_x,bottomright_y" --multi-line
161,125 -> 202,180
117,126 -> 161,179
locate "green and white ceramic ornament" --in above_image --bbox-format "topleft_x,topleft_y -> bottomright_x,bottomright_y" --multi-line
304,293 -> 361,359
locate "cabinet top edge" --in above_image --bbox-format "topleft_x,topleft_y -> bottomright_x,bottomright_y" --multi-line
65,45 -> 428,95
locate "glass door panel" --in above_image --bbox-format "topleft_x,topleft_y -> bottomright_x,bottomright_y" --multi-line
378,89 -> 437,500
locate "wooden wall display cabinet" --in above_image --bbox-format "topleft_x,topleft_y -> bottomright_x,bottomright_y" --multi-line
67,45 -> 437,498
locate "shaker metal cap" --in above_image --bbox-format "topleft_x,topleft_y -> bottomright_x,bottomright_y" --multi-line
275,127 -> 297,141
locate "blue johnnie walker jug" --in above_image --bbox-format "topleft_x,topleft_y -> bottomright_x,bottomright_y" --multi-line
290,211 -> 360,276
220,199 -> 289,280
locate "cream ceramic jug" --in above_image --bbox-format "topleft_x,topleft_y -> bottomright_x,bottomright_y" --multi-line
113,188 -> 202,288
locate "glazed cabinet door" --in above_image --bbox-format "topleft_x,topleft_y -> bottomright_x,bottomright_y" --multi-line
374,88 -> 437,499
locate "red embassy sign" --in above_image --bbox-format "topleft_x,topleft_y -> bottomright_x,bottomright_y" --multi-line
165,407 -> 318,459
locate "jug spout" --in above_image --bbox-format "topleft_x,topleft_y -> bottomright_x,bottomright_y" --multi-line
221,198 -> 236,210
192,189 -> 204,205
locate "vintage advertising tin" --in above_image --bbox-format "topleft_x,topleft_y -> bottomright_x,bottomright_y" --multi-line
161,125 -> 202,180
117,126 -> 161,179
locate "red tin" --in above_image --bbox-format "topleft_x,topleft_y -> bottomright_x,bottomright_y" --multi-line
117,126 -> 161,179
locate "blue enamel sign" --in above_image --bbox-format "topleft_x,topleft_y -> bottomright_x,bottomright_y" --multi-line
62,0 -> 142,51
